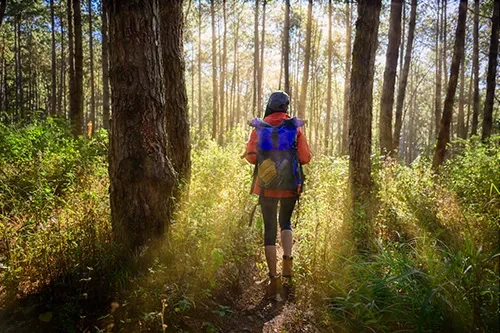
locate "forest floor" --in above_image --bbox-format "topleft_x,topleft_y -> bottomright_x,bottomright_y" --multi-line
176,247 -> 321,333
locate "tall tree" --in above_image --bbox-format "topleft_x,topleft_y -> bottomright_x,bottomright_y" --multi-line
252,0 -> 259,117
379,0 -> 403,155
258,0 -> 266,118
457,48 -> 466,139
71,0 -> 83,136
283,0 -> 290,95
342,1 -> 351,155
433,0 -> 468,170
481,0 -> 499,141
106,0 -> 177,250
57,4 -> 65,117
210,0 -> 218,141
88,0 -> 95,134
349,0 -> 382,252
197,0 -> 202,136
219,0 -> 226,143
50,0 -> 56,116
324,0 -> 333,154
471,0 -> 479,135
101,1 -> 110,130
0,0 -> 6,28
434,0 -> 442,137
67,0 -> 75,124
160,0 -> 191,183
393,0 -> 417,153
298,0 -> 312,120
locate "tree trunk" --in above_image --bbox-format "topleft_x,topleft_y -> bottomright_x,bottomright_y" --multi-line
50,0 -> 57,116
342,1 -> 351,155
71,0 -> 83,136
252,0 -> 259,117
197,0 -> 202,136
471,0 -> 479,136
219,0 -> 226,143
435,0 -> 442,138
101,1 -> 110,130
89,0 -> 96,134
57,5 -> 65,117
160,0 -> 191,184
442,0 -> 448,88
466,63 -> 473,136
283,0 -> 290,95
0,0 -> 6,28
210,0 -> 218,141
433,0 -> 467,170
67,0 -> 75,125
379,0 -> 403,155
393,0 -> 417,154
481,0 -> 499,141
258,0 -> 266,118
106,0 -> 177,250
298,0 -> 312,120
457,47 -> 466,139
349,0 -> 382,252
324,0 -> 333,154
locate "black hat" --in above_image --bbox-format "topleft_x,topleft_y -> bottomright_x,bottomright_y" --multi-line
264,91 -> 290,117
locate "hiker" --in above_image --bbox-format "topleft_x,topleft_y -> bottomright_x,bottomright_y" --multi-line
244,91 -> 312,298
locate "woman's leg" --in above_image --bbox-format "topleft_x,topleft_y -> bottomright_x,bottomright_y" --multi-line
260,198 -> 279,276
279,197 -> 297,257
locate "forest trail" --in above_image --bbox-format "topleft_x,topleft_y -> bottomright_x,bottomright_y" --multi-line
182,246 -> 319,333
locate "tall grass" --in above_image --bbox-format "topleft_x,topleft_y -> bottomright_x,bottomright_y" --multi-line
0,121 -> 498,332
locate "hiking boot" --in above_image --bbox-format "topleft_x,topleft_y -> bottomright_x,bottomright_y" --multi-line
266,274 -> 281,299
282,255 -> 293,278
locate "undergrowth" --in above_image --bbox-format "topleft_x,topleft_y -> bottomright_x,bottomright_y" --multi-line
0,121 -> 498,332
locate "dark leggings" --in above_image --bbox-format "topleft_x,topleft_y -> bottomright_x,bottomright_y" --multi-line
260,197 -> 297,246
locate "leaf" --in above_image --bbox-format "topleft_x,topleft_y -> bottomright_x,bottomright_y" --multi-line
39,312 -> 53,322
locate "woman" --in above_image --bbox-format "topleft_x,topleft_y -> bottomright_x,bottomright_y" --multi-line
244,91 -> 312,298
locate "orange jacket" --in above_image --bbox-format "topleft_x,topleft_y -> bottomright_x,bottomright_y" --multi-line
245,112 -> 312,198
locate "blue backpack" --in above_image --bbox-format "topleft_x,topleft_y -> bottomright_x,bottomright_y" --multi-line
249,117 -> 305,195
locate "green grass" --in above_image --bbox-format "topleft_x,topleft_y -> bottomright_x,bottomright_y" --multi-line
0,121 -> 498,332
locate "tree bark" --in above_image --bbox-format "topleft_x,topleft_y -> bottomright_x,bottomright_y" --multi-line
324,0 -> 333,154
71,0 -> 83,136
283,0 -> 290,95
379,0 -> 403,155
349,0 -> 382,252
442,0 -> 448,88
433,0 -> 467,170
197,0 -> 202,136
435,0 -> 442,138
481,0 -> 499,141
50,0 -> 57,116
393,0 -> 417,154
252,0 -> 259,117
67,0 -> 75,124
57,4 -> 65,117
298,0 -> 312,120
0,0 -> 6,29
160,0 -> 191,184
106,0 -> 177,250
219,0 -> 226,143
102,1 -> 110,130
342,1 -> 351,155
89,0 -> 96,134
471,0 -> 479,136
457,47 -> 466,139
258,0 -> 266,118
210,0 -> 218,141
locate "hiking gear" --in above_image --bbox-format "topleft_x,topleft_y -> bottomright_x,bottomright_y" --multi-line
249,116 -> 304,195
281,230 -> 293,257
265,245 -> 278,277
245,113 -> 311,199
266,274 -> 281,298
282,255 -> 293,278
261,198 -> 296,246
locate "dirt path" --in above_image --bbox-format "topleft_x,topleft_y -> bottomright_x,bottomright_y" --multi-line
181,247 -> 320,333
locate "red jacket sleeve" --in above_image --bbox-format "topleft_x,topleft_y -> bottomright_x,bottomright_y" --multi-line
245,129 -> 258,165
297,128 -> 312,165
